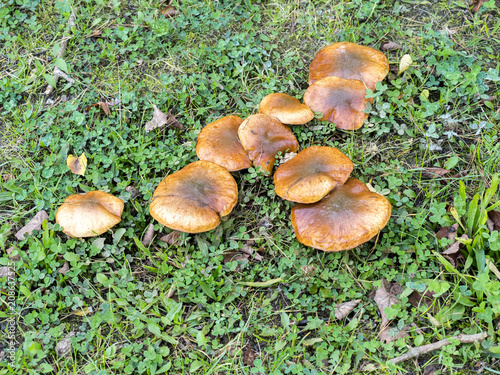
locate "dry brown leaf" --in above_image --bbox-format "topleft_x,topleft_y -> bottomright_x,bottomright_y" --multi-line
301,264 -> 316,277
58,261 -> 70,275
436,223 -> 459,241
240,244 -> 263,261
161,5 -> 177,17
422,167 -> 450,179
334,299 -> 361,320
159,231 -> 182,246
6,247 -> 20,262
487,217 -> 495,233
471,0 -> 485,12
86,102 -> 110,116
488,210 -> 500,232
0,266 -> 13,278
374,280 -> 402,343
408,289 -> 435,309
141,224 -> 155,247
379,326 -> 410,344
224,252 -> 249,264
15,210 -> 49,240
2,174 -> 14,182
56,333 -> 74,357
441,233 -> 467,267
381,41 -> 400,51
243,344 -> 256,366
85,30 -> 103,38
125,185 -> 140,198
145,105 -> 183,132
66,153 -> 87,176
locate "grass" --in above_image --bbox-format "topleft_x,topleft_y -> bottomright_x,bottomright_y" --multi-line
1,0 -> 500,373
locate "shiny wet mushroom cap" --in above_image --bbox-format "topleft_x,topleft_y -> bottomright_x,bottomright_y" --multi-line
304,76 -> 370,131
196,115 -> 252,171
309,41 -> 389,90
149,160 -> 238,233
291,178 -> 392,251
238,114 -> 299,175
274,146 -> 353,204
258,93 -> 314,125
56,191 -> 124,238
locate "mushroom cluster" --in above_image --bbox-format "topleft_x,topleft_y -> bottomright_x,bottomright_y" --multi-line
54,41 -> 391,254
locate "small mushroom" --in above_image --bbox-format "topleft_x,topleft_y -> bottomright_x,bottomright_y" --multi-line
274,146 -> 354,203
309,42 -> 389,90
56,191 -> 124,237
291,178 -> 392,251
149,161 -> 238,233
303,76 -> 370,130
258,93 -> 314,125
196,115 -> 252,171
238,114 -> 299,175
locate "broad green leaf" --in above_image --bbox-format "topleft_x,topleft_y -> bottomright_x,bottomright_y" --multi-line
44,74 -> 57,88
198,281 -> 216,300
64,252 -> 80,262
55,57 -> 69,73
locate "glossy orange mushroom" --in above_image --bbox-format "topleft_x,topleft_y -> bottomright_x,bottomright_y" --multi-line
258,93 -> 314,125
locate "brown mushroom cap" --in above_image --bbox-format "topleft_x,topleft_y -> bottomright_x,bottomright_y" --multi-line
196,115 -> 252,171
258,93 -> 314,125
149,160 -> 238,233
238,114 -> 299,174
291,178 -> 392,251
274,146 -> 354,203
304,76 -> 370,131
309,42 -> 389,90
56,191 -> 124,238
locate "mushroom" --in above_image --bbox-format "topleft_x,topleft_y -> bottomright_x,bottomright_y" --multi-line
56,191 -> 124,237
291,178 -> 392,251
196,115 -> 252,171
274,146 -> 354,203
258,93 -> 314,125
303,76 -> 370,130
149,160 -> 238,233
238,114 -> 299,175
309,42 -> 389,90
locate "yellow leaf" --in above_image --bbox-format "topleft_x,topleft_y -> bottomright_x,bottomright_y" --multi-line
67,153 -> 87,176
398,54 -> 412,75
73,307 -> 92,316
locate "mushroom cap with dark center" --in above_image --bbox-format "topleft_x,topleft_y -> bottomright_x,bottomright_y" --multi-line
149,160 -> 238,233
304,76 -> 370,131
291,178 -> 392,251
309,42 -> 389,90
258,93 -> 314,125
196,115 -> 252,171
274,146 -> 354,203
56,191 -> 124,237
238,114 -> 299,174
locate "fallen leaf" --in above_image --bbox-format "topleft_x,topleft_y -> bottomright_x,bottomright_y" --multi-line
422,167 -> 451,179
66,153 -> 87,176
58,261 -> 70,275
223,251 -> 249,267
159,230 -> 182,245
374,280 -> 401,343
161,5 -> 177,17
0,266 -> 13,278
487,217 -> 495,233
441,233 -> 468,267
488,210 -> 500,232
141,224 -> 155,247
471,0 -> 485,12
240,244 -> 263,261
125,185 -> 140,198
145,105 -> 183,132
2,173 -> 14,182
280,152 -> 297,164
86,102 -> 110,116
56,333 -> 74,357
379,326 -> 409,344
398,54 -> 412,75
85,30 -> 103,38
72,306 -> 93,316
436,223 -> 459,241
15,210 -> 49,240
334,299 -> 361,319
301,264 -> 316,277
243,344 -> 256,366
381,41 -> 400,51
6,247 -> 20,262
408,289 -> 435,309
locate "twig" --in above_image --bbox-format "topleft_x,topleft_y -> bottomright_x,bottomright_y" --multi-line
44,11 -> 76,96
388,332 -> 488,365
